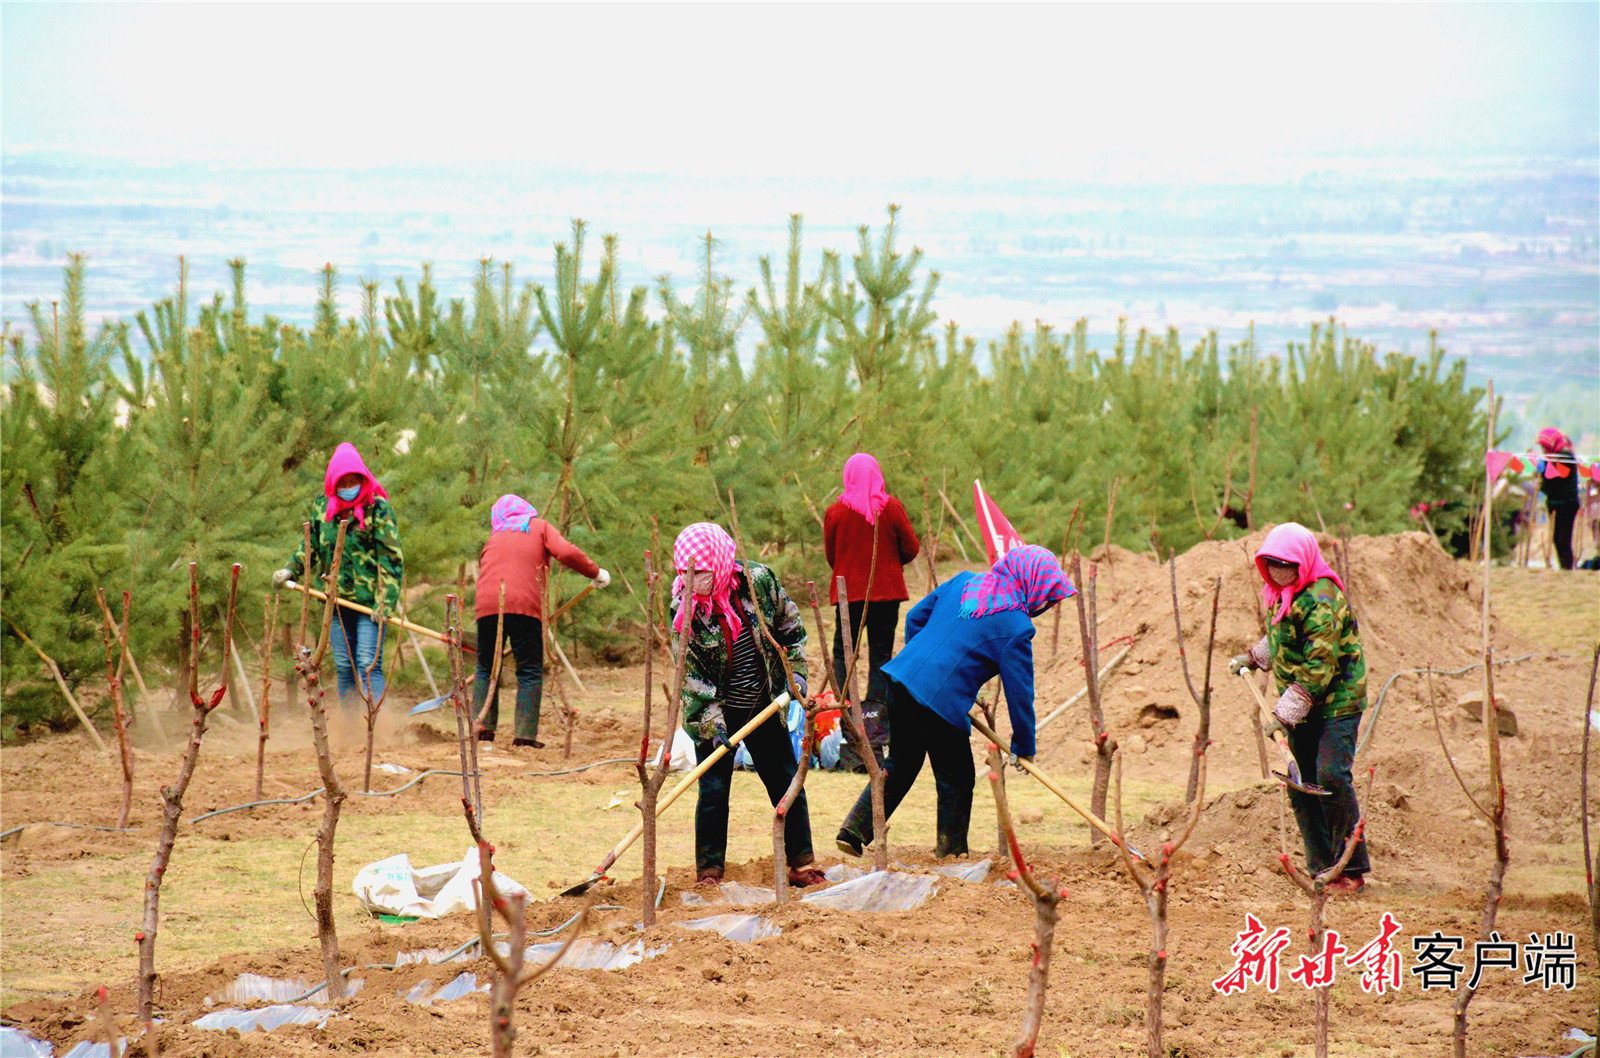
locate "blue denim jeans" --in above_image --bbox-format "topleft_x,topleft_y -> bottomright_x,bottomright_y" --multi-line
331,610 -> 386,707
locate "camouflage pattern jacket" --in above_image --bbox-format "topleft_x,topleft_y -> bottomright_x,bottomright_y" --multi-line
286,495 -> 404,614
669,561 -> 808,740
1263,577 -> 1367,720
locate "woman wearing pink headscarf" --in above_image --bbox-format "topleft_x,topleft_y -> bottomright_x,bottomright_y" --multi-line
823,453 -> 920,770
1536,428 -> 1580,570
670,522 -> 822,888
1229,522 -> 1370,893
273,442 -> 404,707
470,495 -> 607,747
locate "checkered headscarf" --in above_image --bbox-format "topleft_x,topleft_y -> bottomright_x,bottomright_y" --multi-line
959,545 -> 1074,619
672,522 -> 743,641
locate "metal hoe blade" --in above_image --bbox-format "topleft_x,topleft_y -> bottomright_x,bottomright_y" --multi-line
408,693 -> 452,715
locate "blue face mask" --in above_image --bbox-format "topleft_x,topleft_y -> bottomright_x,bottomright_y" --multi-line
336,485 -> 362,502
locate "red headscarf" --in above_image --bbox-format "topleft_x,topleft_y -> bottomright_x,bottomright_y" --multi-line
323,442 -> 388,529
1537,427 -> 1573,454
672,522 -> 743,642
840,452 -> 890,525
1254,522 -> 1345,624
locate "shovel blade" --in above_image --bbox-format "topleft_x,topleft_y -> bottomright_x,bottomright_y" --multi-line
560,872 -> 603,898
408,693 -> 452,715
1272,769 -> 1331,797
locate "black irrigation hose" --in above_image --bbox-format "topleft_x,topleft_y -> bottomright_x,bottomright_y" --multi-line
188,758 -> 637,824
0,821 -> 136,841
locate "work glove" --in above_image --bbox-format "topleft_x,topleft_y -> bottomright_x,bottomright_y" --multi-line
592,568 -> 611,590
272,568 -> 293,587
1008,753 -> 1034,772
791,674 -> 807,700
1227,654 -> 1254,676
1262,714 -> 1290,741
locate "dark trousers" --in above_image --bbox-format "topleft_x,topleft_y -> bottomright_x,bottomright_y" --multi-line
472,614 -> 543,742
839,678 -> 976,858
1286,712 -> 1370,878
833,599 -> 900,766
693,702 -> 814,873
1551,503 -> 1578,570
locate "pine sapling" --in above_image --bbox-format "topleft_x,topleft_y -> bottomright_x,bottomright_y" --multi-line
298,521 -> 351,999
137,561 -> 240,1023
986,742 -> 1066,1058
94,589 -> 135,829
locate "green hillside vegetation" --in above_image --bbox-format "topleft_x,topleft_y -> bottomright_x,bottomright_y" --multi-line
1,209 -> 1501,732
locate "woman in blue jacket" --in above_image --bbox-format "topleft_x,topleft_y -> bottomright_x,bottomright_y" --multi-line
835,545 -> 1073,858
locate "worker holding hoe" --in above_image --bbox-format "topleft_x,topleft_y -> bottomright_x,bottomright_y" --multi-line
273,442 -> 403,708
1229,522 -> 1370,894
670,522 -> 825,888
836,544 -> 1073,860
471,494 -> 608,748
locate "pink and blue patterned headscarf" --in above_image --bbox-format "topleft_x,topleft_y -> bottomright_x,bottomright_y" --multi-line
959,545 -> 1075,619
491,494 -> 538,533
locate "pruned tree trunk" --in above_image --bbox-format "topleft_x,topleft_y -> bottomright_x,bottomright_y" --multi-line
986,742 -> 1064,1058
1072,558 -> 1114,840
256,592 -> 279,799
837,575 -> 888,871
637,550 -> 685,927
299,521 -> 351,1000
95,589 -> 136,829
137,562 -> 240,1023
1167,557 -> 1220,804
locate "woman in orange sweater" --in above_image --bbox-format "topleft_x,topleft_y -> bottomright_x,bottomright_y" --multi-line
472,495 -> 607,747
823,453 -> 920,768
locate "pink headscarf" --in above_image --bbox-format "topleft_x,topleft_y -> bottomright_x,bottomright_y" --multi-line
1537,428 -> 1573,454
840,452 -> 890,525
1254,522 -> 1345,624
323,443 -> 388,529
672,522 -> 743,642
491,494 -> 538,533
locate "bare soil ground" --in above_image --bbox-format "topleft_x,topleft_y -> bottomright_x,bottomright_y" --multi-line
3,530 -> 1597,1057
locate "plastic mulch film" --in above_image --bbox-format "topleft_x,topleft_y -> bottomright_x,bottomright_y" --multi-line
205,973 -> 365,1005
395,946 -> 475,965
192,1004 -> 335,1032
678,890 -> 712,906
513,936 -> 667,971
403,972 -> 488,1005
678,914 -> 782,943
930,858 -> 991,882
716,882 -> 776,906
822,863 -> 866,883
0,1027 -> 53,1057
800,870 -> 939,912
61,1044 -> 125,1058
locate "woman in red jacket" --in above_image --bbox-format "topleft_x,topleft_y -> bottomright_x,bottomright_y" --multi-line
824,453 -> 921,768
472,495 -> 607,747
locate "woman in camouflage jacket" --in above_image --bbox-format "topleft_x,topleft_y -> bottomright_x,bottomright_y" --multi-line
274,443 -> 404,708
669,522 -> 823,888
1229,522 -> 1370,893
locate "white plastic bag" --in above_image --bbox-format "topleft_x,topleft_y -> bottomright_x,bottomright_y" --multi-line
352,848 -> 528,919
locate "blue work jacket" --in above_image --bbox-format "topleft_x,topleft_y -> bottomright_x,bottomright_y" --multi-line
881,572 -> 1039,758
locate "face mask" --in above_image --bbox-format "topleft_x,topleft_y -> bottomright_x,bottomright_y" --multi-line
336,485 -> 362,502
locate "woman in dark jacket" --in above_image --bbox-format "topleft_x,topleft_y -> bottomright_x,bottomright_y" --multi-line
671,522 -> 823,888
1537,428 -> 1581,570
836,545 -> 1072,859
471,494 -> 607,747
823,452 -> 920,768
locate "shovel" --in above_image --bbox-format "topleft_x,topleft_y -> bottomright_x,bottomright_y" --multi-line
560,693 -> 790,897
1239,673 -> 1329,797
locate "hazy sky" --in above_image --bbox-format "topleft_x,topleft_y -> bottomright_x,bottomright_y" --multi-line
3,3 -> 1597,178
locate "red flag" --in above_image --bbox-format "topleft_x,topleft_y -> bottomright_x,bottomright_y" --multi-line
973,479 -> 1025,567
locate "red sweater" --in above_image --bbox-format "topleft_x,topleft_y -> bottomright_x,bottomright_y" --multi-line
824,497 -> 920,604
474,520 -> 599,621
